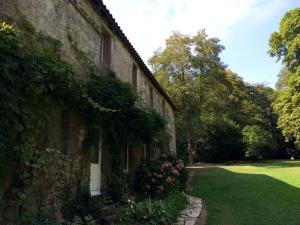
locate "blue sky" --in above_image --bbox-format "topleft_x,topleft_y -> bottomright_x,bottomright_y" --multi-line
102,0 -> 298,88
219,1 -> 298,87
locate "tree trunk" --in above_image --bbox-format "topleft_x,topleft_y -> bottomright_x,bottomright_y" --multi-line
187,137 -> 193,165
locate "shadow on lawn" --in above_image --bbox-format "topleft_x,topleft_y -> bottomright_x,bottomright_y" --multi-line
192,167 -> 300,225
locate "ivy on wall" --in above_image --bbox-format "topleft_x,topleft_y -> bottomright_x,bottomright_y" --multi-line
0,20 -> 167,222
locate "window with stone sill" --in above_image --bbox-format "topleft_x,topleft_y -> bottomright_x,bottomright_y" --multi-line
101,32 -> 111,68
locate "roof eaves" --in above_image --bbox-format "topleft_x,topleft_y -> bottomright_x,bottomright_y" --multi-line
89,0 -> 177,111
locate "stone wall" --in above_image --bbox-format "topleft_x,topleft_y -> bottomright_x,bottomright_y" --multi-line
1,0 -> 176,153
0,0 -> 176,191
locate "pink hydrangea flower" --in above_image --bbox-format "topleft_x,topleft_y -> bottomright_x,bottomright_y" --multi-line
172,169 -> 180,176
161,153 -> 168,160
163,162 -> 170,168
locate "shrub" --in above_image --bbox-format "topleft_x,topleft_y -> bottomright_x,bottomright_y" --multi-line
117,192 -> 187,225
134,154 -> 188,197
163,192 -> 188,219
118,198 -> 171,225
197,118 -> 243,162
70,215 -> 98,225
242,125 -> 278,160
107,171 -> 130,203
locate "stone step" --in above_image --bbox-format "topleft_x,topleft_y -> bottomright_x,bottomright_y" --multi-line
101,204 -> 117,217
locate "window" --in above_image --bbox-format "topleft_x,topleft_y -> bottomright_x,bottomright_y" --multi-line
101,33 -> 111,68
150,87 -> 154,107
132,64 -> 137,90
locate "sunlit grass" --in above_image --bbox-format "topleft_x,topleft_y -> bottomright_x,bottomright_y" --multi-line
192,160 -> 300,225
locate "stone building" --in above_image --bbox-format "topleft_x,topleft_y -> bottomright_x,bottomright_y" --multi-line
0,0 -> 176,199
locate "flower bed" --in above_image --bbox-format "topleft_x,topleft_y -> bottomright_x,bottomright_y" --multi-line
134,154 -> 188,197
116,192 -> 188,225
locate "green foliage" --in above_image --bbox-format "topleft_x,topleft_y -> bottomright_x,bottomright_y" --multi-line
117,192 -> 187,225
276,67 -> 289,91
163,192 -> 188,219
150,30 -> 282,163
268,8 -> 300,72
197,117 -> 243,162
134,154 -> 188,196
270,8 -> 300,151
107,171 -> 130,203
0,21 -> 80,211
118,198 -> 172,225
70,215 -> 98,225
273,68 -> 300,148
83,69 -> 167,172
242,125 -> 278,160
12,206 -> 61,225
61,183 -> 92,223
85,69 -> 166,147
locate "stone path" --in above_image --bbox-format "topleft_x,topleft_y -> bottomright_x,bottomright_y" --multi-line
176,195 -> 203,225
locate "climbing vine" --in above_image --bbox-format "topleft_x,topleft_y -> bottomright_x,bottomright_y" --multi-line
0,20 -> 167,223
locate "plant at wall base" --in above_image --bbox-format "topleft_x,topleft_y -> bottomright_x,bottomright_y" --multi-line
107,171 -> 131,204
134,154 -> 188,197
116,192 -> 187,225
70,215 -> 98,225
61,179 -> 92,223
117,198 -> 172,225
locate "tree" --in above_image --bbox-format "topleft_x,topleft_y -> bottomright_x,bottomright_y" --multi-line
242,125 -> 277,160
149,31 -> 227,163
276,67 -> 289,91
270,8 -> 300,149
150,30 -> 283,163
273,69 -> 300,147
268,8 -> 300,72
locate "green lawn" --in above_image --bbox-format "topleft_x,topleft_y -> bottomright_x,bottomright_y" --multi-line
192,160 -> 300,225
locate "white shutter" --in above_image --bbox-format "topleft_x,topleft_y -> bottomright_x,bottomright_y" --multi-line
90,135 -> 102,196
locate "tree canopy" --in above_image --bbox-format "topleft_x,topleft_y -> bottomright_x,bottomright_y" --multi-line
150,30 -> 282,162
270,8 -> 300,150
269,8 -> 300,72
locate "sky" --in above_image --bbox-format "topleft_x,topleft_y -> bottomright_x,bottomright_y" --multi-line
102,0 -> 298,88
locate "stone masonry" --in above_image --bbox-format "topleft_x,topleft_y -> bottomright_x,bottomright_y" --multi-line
177,196 -> 203,225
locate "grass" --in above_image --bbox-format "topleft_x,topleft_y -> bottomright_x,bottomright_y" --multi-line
192,160 -> 300,225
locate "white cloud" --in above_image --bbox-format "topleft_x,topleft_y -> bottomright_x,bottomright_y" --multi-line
102,0 -> 287,64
